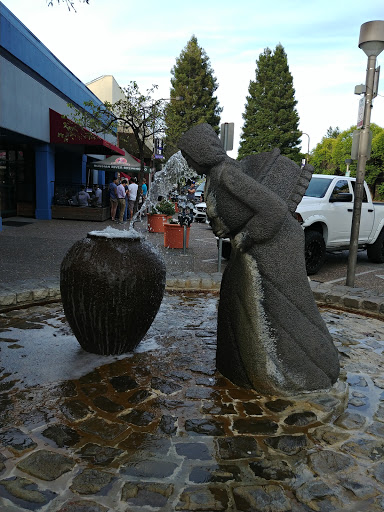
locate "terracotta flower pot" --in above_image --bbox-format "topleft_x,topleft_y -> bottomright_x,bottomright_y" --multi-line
164,223 -> 190,249
60,228 -> 166,355
147,213 -> 172,233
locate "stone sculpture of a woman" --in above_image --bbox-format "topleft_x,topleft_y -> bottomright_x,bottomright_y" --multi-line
179,123 -> 340,396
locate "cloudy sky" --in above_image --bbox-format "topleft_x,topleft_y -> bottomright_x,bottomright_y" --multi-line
3,0 -> 384,159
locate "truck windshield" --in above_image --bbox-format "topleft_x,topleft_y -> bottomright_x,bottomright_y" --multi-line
305,177 -> 333,198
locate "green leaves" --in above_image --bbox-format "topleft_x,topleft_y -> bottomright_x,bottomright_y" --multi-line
238,44 -> 301,163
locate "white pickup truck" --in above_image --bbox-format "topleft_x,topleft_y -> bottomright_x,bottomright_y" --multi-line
296,174 -> 384,274
218,174 -> 384,275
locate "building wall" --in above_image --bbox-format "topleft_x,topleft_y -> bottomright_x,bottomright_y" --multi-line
87,75 -> 126,104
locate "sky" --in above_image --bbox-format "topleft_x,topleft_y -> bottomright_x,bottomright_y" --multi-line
3,0 -> 384,159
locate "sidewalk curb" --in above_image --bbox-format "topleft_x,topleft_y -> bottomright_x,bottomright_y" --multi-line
0,274 -> 383,318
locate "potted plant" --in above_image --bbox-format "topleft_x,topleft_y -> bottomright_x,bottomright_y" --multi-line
164,215 -> 191,249
147,199 -> 175,233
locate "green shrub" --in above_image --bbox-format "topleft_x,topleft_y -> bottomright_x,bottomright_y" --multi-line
152,199 -> 175,215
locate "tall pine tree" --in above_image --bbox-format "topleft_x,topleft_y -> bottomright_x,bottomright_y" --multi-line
164,35 -> 222,157
238,44 -> 301,163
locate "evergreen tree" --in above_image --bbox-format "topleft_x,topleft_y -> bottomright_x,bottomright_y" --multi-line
238,44 -> 301,163
164,35 -> 222,158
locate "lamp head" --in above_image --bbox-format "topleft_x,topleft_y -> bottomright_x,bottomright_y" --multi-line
359,21 -> 384,57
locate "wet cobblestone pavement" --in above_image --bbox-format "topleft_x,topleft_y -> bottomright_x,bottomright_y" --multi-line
0,293 -> 384,511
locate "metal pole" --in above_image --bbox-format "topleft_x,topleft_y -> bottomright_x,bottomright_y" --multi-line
346,54 -> 377,287
183,224 -> 187,255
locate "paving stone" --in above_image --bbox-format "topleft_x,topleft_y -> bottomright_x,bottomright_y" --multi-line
335,411 -> 367,430
57,500 -> 109,512
61,399 -> 92,421
372,462 -> 384,484
233,418 -> 278,435
119,409 -> 155,426
0,476 -> 57,507
249,459 -> 295,481
78,417 -> 128,440
264,399 -> 293,413
151,377 -> 183,395
127,389 -> 151,404
17,450 -> 75,481
42,424 -> 81,447
217,436 -> 262,459
189,464 -> 242,483
340,477 -> 379,499
233,484 -> 291,512
0,428 -> 37,452
201,400 -> 236,415
185,418 -> 225,436
295,479 -> 342,511
118,432 -> 172,456
158,414 -> 178,435
77,443 -> 123,465
283,411 -> 318,426
175,485 -> 229,511
309,450 -> 356,474
341,438 -> 384,461
120,460 -> 178,478
175,442 -> 212,460
367,421 -> 384,437
70,468 -> 114,495
121,482 -> 174,508
263,434 -> 308,455
109,375 -> 139,392
92,395 -> 124,413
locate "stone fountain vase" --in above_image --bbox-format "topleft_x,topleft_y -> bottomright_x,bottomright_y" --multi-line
60,228 -> 166,355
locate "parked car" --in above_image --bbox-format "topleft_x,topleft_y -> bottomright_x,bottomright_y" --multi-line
217,174 -> 384,275
195,181 -> 206,201
194,201 -> 207,223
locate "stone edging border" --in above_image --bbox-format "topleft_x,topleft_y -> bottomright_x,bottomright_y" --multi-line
0,273 -> 383,319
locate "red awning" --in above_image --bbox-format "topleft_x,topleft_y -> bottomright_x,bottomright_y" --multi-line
49,109 -> 124,156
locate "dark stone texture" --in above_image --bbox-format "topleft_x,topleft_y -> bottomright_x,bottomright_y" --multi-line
185,418 -> 225,436
17,449 -> 75,481
233,484 -> 291,512
60,232 -> 166,354
178,123 -> 340,395
264,434 -> 308,455
233,418 -> 278,435
151,377 -> 182,395
158,414 -> 178,435
121,482 -> 174,508
309,450 -> 356,474
0,428 -> 37,452
57,500 -> 109,512
249,460 -> 295,481
70,469 -> 114,495
61,399 -> 92,421
77,443 -> 123,465
284,411 -> 318,426
0,476 -> 57,508
242,402 -> 263,415
119,409 -> 155,426
176,485 -> 229,511
110,375 -> 138,392
42,424 -> 80,447
120,460 -> 178,478
78,417 -> 128,440
217,436 -> 262,459
189,464 -> 241,483
175,442 -> 212,460
92,396 -> 124,413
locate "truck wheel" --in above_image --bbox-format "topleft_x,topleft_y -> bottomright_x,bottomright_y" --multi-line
305,231 -> 326,275
367,228 -> 384,263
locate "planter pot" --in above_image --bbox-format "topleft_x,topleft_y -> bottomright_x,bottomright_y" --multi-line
60,228 -> 166,355
147,213 -> 172,233
164,223 -> 190,249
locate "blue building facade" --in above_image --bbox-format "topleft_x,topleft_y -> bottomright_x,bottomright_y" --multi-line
0,2 -> 123,229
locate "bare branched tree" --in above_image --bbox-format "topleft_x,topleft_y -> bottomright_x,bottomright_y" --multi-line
47,0 -> 89,13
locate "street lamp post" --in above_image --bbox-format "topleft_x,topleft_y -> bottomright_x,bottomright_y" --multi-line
346,20 -> 384,287
301,132 -> 310,164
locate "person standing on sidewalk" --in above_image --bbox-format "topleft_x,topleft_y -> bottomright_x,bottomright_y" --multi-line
109,176 -> 119,221
128,178 -> 138,220
117,179 -> 127,224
